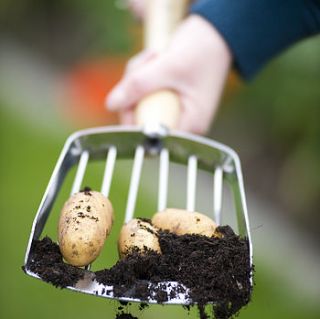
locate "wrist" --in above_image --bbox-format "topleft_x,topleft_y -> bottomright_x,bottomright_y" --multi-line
182,14 -> 232,63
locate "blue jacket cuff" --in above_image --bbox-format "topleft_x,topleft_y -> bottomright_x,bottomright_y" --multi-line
191,0 -> 320,80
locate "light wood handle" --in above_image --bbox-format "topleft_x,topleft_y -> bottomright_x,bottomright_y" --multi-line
134,0 -> 189,129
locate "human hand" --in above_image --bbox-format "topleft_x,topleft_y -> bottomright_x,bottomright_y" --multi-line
106,14 -> 231,134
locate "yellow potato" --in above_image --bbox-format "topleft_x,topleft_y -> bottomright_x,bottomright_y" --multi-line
152,208 -> 218,237
118,219 -> 161,258
58,190 -> 114,266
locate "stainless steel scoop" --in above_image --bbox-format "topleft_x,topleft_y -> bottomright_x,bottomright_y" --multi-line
23,0 -> 253,305
23,124 -> 253,304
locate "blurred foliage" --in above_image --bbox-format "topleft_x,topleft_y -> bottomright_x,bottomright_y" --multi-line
214,36 -> 320,235
0,0 -> 134,64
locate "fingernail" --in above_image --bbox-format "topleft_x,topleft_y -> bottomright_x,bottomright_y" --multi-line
106,87 -> 125,111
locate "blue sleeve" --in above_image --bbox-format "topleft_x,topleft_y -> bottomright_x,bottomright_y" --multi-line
191,0 -> 320,79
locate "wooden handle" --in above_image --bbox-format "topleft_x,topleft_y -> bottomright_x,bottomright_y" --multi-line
134,0 -> 189,129
144,0 -> 189,51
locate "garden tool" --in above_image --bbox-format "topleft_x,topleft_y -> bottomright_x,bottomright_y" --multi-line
23,0 -> 253,305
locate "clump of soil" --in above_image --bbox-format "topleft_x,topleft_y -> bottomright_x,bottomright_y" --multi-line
81,186 -> 92,196
23,236 -> 85,288
24,226 -> 252,319
96,226 -> 252,319
115,314 -> 138,319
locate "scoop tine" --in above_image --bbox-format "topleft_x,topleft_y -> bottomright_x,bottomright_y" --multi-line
125,145 -> 145,223
101,146 -> 117,197
213,166 -> 223,225
158,148 -> 169,211
186,155 -> 197,211
71,151 -> 89,195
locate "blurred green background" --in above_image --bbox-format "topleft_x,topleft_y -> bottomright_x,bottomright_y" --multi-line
1,1 -> 320,318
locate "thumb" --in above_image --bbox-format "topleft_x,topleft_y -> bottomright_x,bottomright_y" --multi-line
106,57 -> 173,111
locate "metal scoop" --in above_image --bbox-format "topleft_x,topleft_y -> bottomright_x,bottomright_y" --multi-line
23,0 -> 253,305
23,124 -> 253,304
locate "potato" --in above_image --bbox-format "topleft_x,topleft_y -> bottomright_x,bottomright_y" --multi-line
118,219 -> 161,258
58,190 -> 114,266
152,208 -> 218,237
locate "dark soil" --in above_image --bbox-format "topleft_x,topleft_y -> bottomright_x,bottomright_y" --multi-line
24,226 -> 252,319
115,314 -> 138,319
95,226 -> 252,319
23,236 -> 85,288
81,186 -> 92,195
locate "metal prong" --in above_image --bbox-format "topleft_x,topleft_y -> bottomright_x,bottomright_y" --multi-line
158,148 -> 169,211
213,166 -> 223,225
125,146 -> 145,223
101,146 -> 117,197
71,151 -> 89,195
84,264 -> 91,271
186,155 -> 197,212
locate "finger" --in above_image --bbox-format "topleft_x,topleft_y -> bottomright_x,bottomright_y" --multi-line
106,57 -> 174,111
124,50 -> 157,76
119,109 -> 135,125
106,50 -> 157,111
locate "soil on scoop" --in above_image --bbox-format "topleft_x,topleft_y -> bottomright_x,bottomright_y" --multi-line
23,236 -> 85,288
95,226 -> 252,319
24,226 -> 252,319
115,314 -> 138,319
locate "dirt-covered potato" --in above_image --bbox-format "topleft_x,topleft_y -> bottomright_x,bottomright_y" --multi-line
152,208 -> 218,237
118,219 -> 161,258
58,190 -> 114,266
